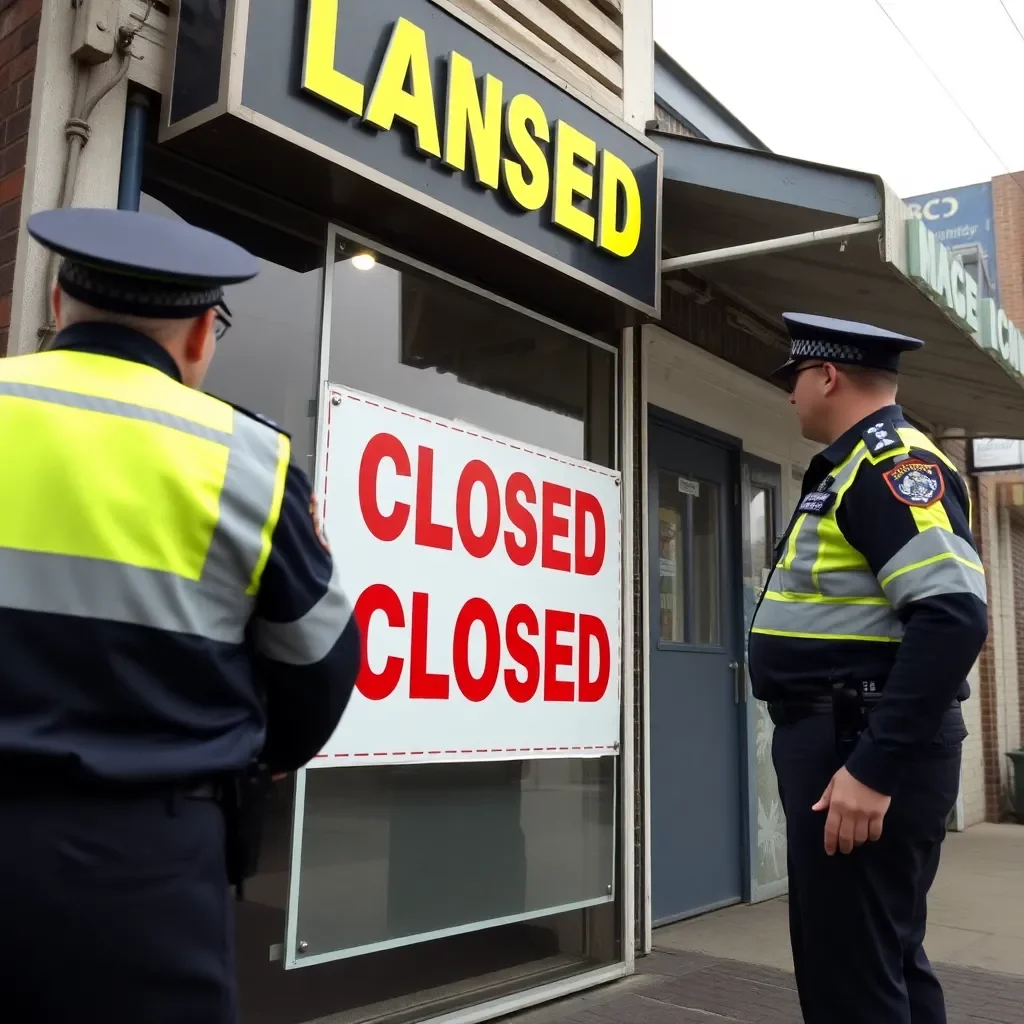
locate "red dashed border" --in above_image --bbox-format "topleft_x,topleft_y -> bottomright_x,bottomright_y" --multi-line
316,386 -> 624,764
313,744 -> 618,761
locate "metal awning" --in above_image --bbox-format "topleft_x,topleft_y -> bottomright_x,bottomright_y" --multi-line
657,131 -> 1024,438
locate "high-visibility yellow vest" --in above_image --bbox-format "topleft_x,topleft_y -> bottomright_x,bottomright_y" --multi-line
751,424 -> 983,644
0,348 -> 291,641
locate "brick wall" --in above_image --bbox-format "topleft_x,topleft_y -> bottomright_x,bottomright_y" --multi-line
939,442 -> 986,823
653,103 -> 696,138
992,172 -> 1024,326
0,0 -> 38,357
1011,515 -> 1024,761
972,473 -> 1005,819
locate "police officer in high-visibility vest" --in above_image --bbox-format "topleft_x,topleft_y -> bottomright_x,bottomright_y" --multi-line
0,208 -> 361,1022
749,313 -> 987,1024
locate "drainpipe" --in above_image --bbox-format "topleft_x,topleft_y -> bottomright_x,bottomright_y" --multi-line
117,90 -> 149,211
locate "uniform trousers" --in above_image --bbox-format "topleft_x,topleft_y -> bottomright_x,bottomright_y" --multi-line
772,708 -> 964,1024
0,790 -> 236,1023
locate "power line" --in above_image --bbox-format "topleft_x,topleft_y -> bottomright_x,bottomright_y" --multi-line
871,0 -> 1024,196
998,0 -> 1024,46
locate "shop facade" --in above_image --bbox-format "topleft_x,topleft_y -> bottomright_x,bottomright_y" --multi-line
6,1 -> 1024,1021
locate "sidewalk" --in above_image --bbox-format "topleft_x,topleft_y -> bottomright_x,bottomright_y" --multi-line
505,824 -> 1024,1023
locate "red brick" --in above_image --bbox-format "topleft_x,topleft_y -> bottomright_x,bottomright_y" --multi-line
0,134 -> 23,177
0,0 -> 40,39
14,70 -> 30,108
17,10 -> 38,49
5,104 -> 29,141
6,43 -> 32,83
0,165 -> 22,204
0,196 -> 19,235
0,260 -> 14,295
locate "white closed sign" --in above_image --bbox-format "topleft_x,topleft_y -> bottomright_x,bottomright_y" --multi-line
311,386 -> 622,766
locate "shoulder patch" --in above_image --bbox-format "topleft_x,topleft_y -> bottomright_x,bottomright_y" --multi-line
882,459 -> 945,507
797,490 -> 837,516
860,417 -> 904,460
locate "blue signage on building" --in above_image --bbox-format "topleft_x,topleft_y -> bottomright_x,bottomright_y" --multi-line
904,182 -> 999,302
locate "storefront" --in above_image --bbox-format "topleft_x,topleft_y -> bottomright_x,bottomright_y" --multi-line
641,129 -> 1024,933
9,1 -> 1024,1019
138,1 -> 660,1022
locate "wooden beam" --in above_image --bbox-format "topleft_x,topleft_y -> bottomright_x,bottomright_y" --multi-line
536,0 -> 624,55
489,0 -> 623,93
448,0 -> 623,111
121,0 -> 171,94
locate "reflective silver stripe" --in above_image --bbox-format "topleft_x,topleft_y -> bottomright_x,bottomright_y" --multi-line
253,561 -> 353,666
0,380 -> 232,445
879,529 -> 986,609
0,405 -> 285,640
879,528 -> 981,579
778,512 -> 820,593
202,410 -> 284,591
0,547 -> 253,642
776,448 -> 867,594
770,562 -> 882,599
752,597 -> 903,640
816,569 -> 885,599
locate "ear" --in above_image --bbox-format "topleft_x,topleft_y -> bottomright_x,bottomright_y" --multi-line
183,309 -> 217,365
821,362 -> 841,395
51,283 -> 63,326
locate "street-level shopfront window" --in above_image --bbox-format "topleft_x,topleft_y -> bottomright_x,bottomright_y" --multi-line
142,195 -> 623,1024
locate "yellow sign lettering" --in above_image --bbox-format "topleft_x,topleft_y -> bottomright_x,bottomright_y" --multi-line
364,17 -> 441,158
443,52 -> 503,190
300,8 -> 647,264
502,93 -> 550,212
597,150 -> 642,258
301,0 -> 364,116
552,121 -> 597,243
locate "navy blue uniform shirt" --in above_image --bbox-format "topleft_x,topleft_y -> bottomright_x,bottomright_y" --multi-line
0,324 -> 360,781
749,405 -> 987,793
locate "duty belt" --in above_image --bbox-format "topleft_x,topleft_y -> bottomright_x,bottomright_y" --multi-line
767,694 -> 960,728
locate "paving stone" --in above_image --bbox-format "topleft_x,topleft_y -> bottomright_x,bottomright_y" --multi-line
501,951 -> 1024,1024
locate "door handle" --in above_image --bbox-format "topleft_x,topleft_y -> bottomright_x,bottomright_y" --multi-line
728,661 -> 745,705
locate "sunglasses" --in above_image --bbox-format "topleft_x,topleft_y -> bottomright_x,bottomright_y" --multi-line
214,300 -> 233,341
783,362 -> 826,394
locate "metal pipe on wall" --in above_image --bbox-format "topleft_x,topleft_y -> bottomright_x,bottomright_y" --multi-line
117,91 -> 149,211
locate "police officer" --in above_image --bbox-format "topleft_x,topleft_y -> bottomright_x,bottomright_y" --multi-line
749,313 -> 988,1024
0,208 -> 361,1022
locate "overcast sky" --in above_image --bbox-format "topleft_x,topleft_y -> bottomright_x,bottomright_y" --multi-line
654,0 -> 1024,198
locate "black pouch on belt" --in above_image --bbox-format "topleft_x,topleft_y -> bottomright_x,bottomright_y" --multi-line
219,760 -> 273,901
831,682 -> 865,760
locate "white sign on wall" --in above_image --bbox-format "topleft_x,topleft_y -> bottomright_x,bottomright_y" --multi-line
310,385 -> 622,767
972,438 -> 1024,471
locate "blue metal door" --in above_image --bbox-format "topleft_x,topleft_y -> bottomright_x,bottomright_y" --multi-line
649,413 -> 744,925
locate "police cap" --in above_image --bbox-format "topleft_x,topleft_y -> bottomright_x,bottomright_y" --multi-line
774,313 -> 924,382
27,207 -> 260,319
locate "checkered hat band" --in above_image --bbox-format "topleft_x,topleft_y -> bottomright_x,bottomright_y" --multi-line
790,337 -> 865,363
58,260 -> 224,319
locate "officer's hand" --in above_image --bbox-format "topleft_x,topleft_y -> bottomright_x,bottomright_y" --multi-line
812,767 -> 891,856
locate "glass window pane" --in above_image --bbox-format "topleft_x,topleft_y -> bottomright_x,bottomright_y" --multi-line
280,225 -> 620,1000
749,486 -> 774,600
692,482 -> 721,646
328,232 -> 615,466
658,472 -> 686,643
293,758 -> 615,960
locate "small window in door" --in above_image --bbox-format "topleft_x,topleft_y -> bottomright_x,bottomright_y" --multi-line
749,485 -> 775,602
658,471 -> 722,647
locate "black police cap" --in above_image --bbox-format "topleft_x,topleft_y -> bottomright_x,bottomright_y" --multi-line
773,313 -> 924,381
27,207 -> 260,319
